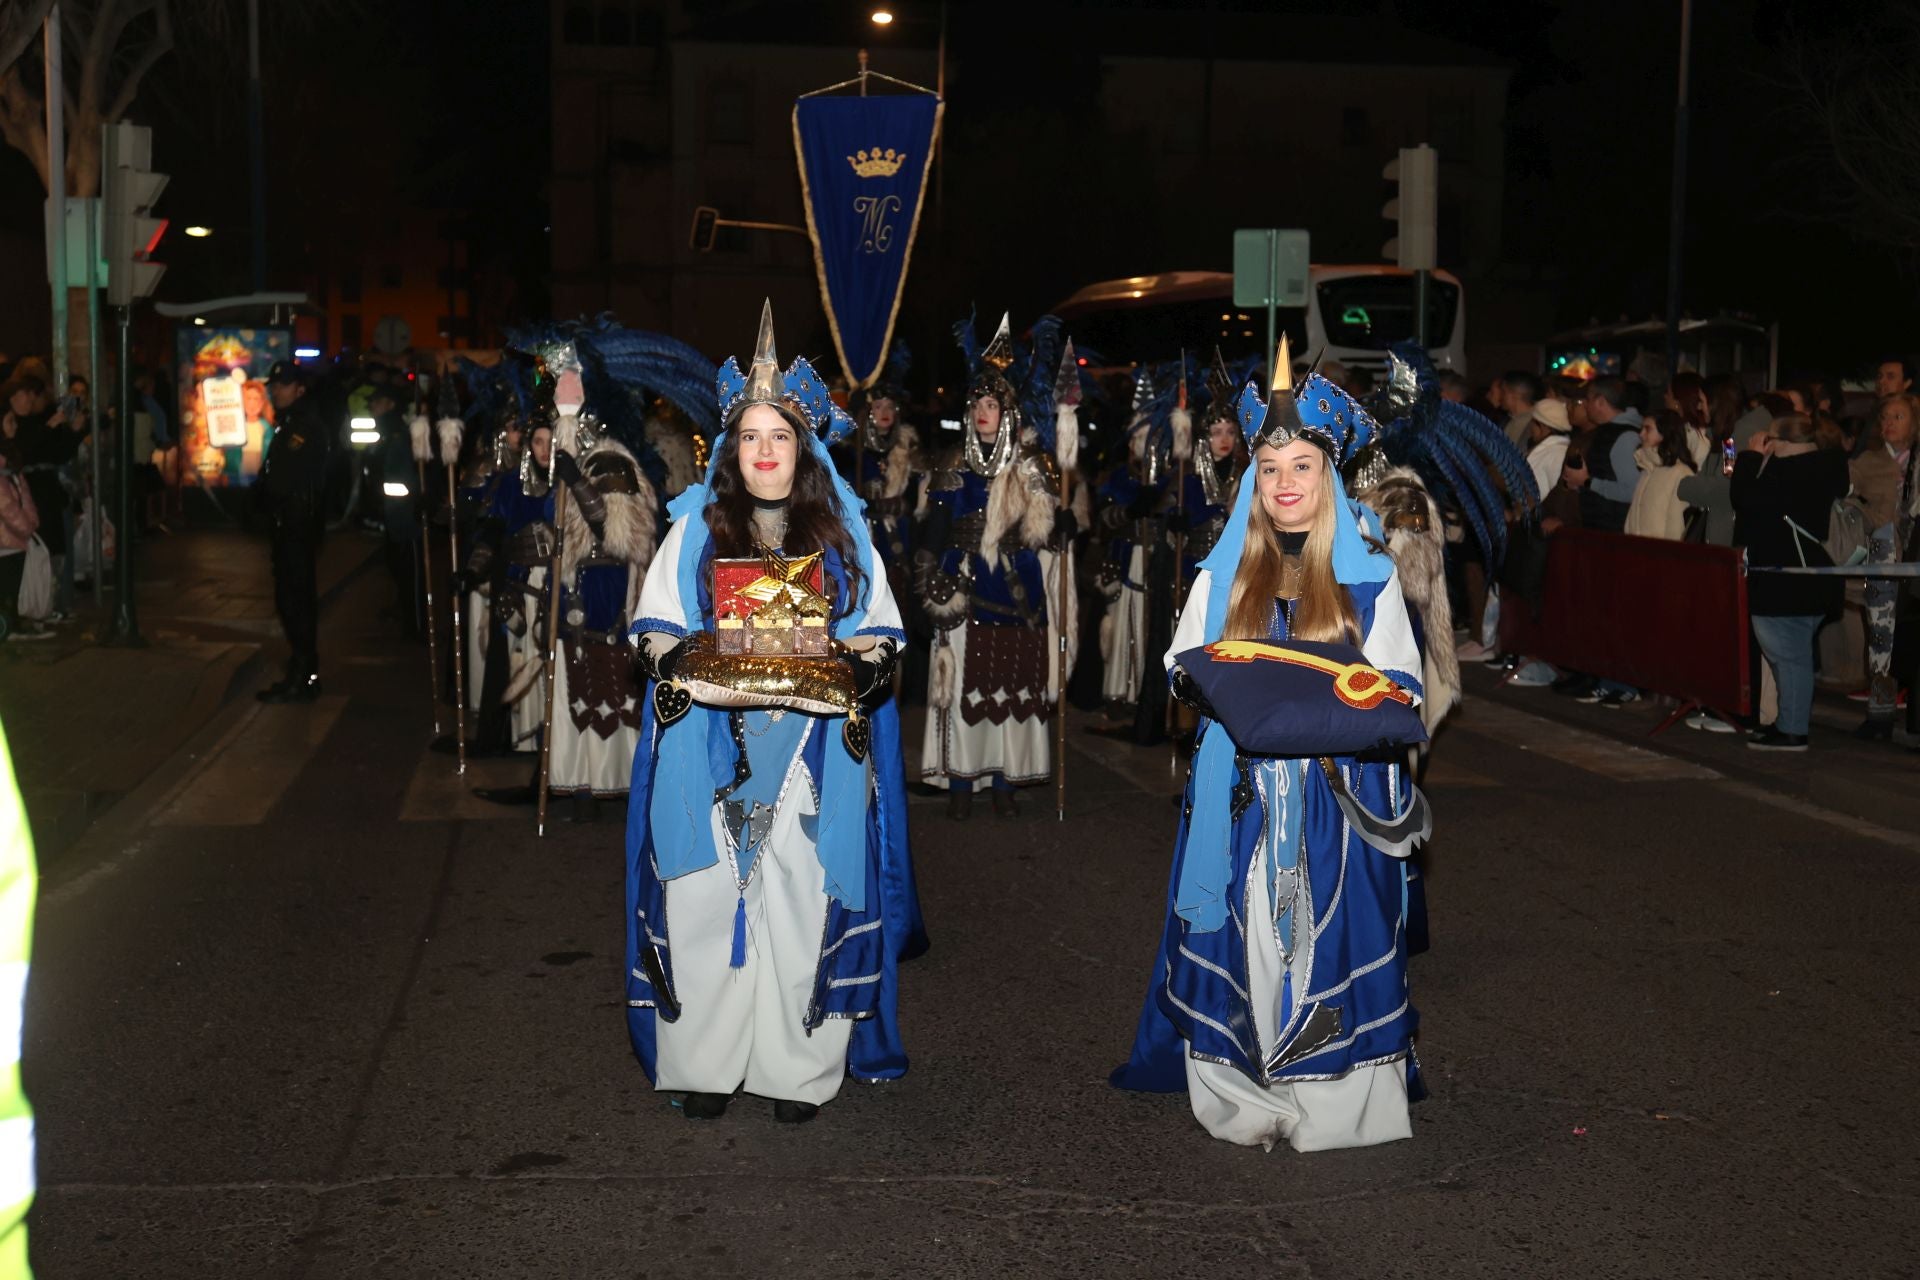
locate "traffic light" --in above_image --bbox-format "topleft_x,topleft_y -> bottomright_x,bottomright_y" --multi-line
690,205 -> 719,253
103,121 -> 167,306
1381,144 -> 1437,271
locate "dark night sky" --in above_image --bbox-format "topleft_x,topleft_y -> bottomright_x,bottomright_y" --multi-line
3,0 -> 1912,379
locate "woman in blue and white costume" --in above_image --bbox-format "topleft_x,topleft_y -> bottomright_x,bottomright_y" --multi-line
1112,340 -> 1427,1152
624,301 -> 923,1125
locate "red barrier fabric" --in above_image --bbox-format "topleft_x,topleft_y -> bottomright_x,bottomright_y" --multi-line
1498,529 -> 1751,715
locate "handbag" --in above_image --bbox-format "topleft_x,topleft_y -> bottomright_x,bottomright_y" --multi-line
17,534 -> 51,620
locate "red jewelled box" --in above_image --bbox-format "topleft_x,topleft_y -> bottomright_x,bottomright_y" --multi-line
712,552 -> 833,657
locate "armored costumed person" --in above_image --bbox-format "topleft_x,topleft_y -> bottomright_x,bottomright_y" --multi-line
1112,341 -> 1431,1152
836,341 -> 923,577
1349,341 -> 1541,736
494,323 -> 709,813
462,362 -> 561,756
1174,350 -> 1255,589
458,360 -> 545,756
624,301 -> 925,1123
918,313 -> 1078,818
1094,365 -> 1179,715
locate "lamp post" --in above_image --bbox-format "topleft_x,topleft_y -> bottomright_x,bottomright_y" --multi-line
870,2 -> 948,389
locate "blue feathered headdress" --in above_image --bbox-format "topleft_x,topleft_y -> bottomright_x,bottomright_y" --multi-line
714,300 -> 858,452
1365,341 -> 1538,564
1233,337 -> 1380,468
501,316 -> 716,479
952,310 -> 1072,455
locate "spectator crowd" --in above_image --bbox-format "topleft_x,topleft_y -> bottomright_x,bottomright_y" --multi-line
1456,356 -> 1920,752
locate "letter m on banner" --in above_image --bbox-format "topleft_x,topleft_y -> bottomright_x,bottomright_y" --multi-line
792,90 -> 942,389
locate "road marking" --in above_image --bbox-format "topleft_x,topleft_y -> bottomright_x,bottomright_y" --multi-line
1450,700 -> 1721,782
399,751 -> 541,821
1715,778 -> 1920,857
151,696 -> 349,826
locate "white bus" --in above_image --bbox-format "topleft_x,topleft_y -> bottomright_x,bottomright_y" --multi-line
1049,265 -> 1467,381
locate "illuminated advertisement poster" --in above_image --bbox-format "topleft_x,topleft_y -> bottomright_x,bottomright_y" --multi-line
174,327 -> 291,487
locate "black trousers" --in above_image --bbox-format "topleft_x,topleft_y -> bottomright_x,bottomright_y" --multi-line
0,552 -> 22,631
271,520 -> 322,678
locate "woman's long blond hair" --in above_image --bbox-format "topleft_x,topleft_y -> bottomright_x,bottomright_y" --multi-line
1222,449 -> 1361,644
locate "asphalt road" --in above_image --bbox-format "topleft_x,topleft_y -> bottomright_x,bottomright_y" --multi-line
22,563 -> 1919,1278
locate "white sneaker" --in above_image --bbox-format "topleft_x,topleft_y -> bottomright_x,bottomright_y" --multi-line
1507,661 -> 1556,688
1456,640 -> 1489,661
1685,711 -> 1738,734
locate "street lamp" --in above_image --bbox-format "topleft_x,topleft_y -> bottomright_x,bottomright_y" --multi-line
870,9 -> 894,24
184,225 -> 212,238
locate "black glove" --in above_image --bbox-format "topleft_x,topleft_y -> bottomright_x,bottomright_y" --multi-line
1052,508 -> 1078,542
463,540 -> 496,586
553,451 -> 582,486
1170,667 -> 1214,717
1165,509 -> 1190,534
1125,491 -> 1158,520
637,633 -> 691,683
839,641 -> 898,710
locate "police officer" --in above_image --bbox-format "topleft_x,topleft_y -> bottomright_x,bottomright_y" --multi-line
257,361 -> 332,703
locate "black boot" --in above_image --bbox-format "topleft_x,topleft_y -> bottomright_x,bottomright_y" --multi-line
681,1092 -> 731,1120
990,787 -> 1020,819
771,1099 -> 818,1124
945,789 -> 972,821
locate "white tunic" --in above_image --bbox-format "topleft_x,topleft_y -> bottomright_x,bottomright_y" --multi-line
918,546 -> 1071,789
634,514 -> 901,1103
1100,545 -> 1148,704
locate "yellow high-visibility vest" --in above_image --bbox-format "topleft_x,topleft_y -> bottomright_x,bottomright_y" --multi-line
0,722 -> 36,1279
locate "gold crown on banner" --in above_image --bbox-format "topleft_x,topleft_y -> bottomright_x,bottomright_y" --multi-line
847,147 -> 906,178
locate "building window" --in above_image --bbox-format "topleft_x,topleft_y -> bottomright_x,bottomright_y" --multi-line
707,81 -> 750,146
600,3 -> 631,45
563,3 -> 594,43
381,264 -> 403,288
1430,95 -> 1472,157
1340,106 -> 1370,148
339,268 -> 362,304
339,314 -> 362,350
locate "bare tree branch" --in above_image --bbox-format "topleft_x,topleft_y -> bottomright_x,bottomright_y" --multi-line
1777,2 -> 1920,254
103,0 -> 169,122
0,0 -> 56,71
3,0 -> 370,193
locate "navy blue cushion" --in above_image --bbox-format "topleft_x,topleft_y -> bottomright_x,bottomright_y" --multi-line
1173,639 -> 1427,757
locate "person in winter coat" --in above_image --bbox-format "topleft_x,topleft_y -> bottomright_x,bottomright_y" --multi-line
1731,413 -> 1851,750
1625,410 -> 1699,540
1525,397 -> 1572,502
0,454 -> 41,640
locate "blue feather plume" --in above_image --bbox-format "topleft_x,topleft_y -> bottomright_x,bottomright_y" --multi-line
1367,342 -> 1538,564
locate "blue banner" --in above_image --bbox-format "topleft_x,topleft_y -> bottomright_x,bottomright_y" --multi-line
793,92 -> 942,389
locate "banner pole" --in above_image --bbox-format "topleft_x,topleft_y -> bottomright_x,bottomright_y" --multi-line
418,457 -> 443,737
448,462 -> 468,775
535,482 -> 571,837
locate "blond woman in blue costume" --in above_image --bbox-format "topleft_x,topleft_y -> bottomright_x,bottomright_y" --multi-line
624,302 -> 922,1125
1112,339 -> 1429,1151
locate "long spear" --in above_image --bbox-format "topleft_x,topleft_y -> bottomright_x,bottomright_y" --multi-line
435,375 -> 468,774
537,370 -> 587,836
408,401 -> 443,738
1167,351 -> 1191,766
535,466 -> 570,837
1052,340 -> 1083,823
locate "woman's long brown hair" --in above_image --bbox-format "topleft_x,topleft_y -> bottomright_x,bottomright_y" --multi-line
702,417 -> 865,618
1222,450 -> 1360,645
